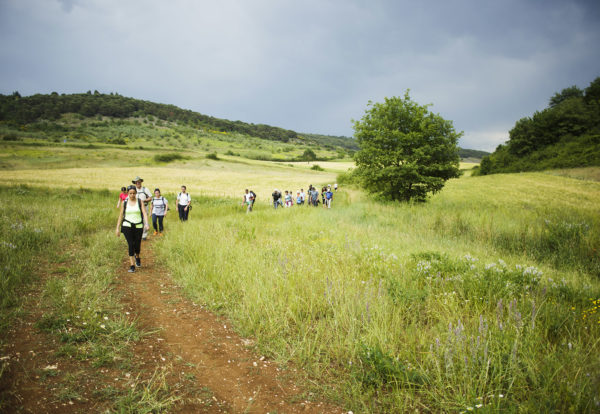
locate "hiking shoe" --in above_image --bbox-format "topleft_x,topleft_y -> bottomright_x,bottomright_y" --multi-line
153,231 -> 158,236
135,257 -> 141,268
158,232 -> 163,237
128,265 -> 135,273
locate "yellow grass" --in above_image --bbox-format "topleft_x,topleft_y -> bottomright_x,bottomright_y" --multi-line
0,162 -> 337,199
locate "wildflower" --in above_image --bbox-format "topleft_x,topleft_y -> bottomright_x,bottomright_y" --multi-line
100,324 -> 106,329
476,404 -> 483,408
499,394 -> 504,398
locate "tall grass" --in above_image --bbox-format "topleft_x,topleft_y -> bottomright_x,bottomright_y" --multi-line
0,185 -> 115,332
155,172 -> 600,412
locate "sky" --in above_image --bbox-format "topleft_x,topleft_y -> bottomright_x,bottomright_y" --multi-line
1,0 -> 599,151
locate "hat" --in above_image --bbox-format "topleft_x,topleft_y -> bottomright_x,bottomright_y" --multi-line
132,176 -> 143,183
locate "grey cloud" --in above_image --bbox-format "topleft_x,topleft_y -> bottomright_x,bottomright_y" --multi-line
1,0 -> 599,151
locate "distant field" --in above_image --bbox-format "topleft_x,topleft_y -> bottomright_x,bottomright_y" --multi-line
0,164 -> 337,200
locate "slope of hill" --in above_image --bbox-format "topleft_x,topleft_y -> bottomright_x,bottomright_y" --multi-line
475,76 -> 600,175
0,91 -> 485,161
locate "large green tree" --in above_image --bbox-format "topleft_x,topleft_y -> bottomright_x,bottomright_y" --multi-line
353,92 -> 461,202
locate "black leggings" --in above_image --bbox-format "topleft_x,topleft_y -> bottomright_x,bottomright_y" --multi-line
122,225 -> 143,257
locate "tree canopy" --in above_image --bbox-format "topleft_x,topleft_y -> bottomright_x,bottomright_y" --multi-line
353,92 -> 461,202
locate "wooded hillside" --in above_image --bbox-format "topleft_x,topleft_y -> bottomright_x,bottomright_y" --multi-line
475,76 -> 600,175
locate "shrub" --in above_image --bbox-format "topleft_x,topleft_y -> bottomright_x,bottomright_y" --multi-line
206,152 -> 219,160
154,153 -> 185,163
2,133 -> 19,141
311,164 -> 324,171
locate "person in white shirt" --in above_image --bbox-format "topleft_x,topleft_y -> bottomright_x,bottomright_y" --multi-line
176,185 -> 191,221
150,188 -> 169,235
241,189 -> 255,213
132,176 -> 152,239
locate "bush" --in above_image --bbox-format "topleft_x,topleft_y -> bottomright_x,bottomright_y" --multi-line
111,138 -> 127,145
154,153 -> 185,163
311,164 -> 324,171
206,152 -> 219,160
2,134 -> 19,141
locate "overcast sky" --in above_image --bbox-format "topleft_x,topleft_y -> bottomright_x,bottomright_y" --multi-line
1,0 -> 599,151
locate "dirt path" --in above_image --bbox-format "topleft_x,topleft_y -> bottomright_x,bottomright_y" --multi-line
120,240 -> 343,413
1,240 -> 345,413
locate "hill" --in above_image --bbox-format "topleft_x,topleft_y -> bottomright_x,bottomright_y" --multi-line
475,76 -> 600,175
0,91 -> 485,161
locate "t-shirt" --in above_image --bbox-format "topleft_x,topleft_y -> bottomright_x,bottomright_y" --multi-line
152,196 -> 168,216
299,192 -> 305,202
122,198 -> 143,228
326,191 -> 333,199
136,186 -> 152,204
244,193 -> 253,203
178,192 -> 191,206
119,193 -> 128,201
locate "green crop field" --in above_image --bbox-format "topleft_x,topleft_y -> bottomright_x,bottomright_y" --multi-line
1,141 -> 599,413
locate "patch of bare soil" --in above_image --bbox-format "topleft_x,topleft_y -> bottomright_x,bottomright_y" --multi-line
0,240 -> 345,413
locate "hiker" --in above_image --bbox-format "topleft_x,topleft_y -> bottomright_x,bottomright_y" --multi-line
334,183 -> 338,191
250,190 -> 256,209
284,190 -> 293,207
299,188 -> 306,205
150,188 -> 169,235
309,186 -> 319,206
296,191 -> 302,205
116,186 -> 127,208
272,189 -> 282,209
325,187 -> 333,208
177,186 -> 191,221
242,188 -> 254,213
321,187 -> 327,208
115,185 -> 149,273
133,176 -> 152,240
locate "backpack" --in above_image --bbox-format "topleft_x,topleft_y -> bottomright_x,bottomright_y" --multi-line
250,191 -> 256,200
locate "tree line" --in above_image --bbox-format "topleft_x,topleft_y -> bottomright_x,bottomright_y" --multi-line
475,76 -> 600,175
0,91 -> 300,143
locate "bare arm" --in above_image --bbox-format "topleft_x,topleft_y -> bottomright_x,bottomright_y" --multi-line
115,202 -> 125,236
141,202 -> 150,230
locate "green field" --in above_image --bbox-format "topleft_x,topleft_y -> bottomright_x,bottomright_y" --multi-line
1,142 -> 599,412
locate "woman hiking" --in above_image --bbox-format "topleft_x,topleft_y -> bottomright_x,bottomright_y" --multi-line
116,185 -> 150,273
150,188 -> 169,235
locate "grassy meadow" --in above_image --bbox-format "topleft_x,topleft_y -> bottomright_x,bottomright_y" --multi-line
1,141 -> 599,412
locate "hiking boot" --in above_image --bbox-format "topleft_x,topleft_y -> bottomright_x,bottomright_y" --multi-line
128,265 -> 135,273
135,257 -> 141,268
158,232 -> 163,237
153,231 -> 158,236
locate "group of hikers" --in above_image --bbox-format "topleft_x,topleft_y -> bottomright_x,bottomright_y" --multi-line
115,176 -> 191,273
116,178 -> 339,272
243,183 -> 338,213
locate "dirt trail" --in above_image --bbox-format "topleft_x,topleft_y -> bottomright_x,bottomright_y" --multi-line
118,239 -> 343,413
1,240 -> 345,413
